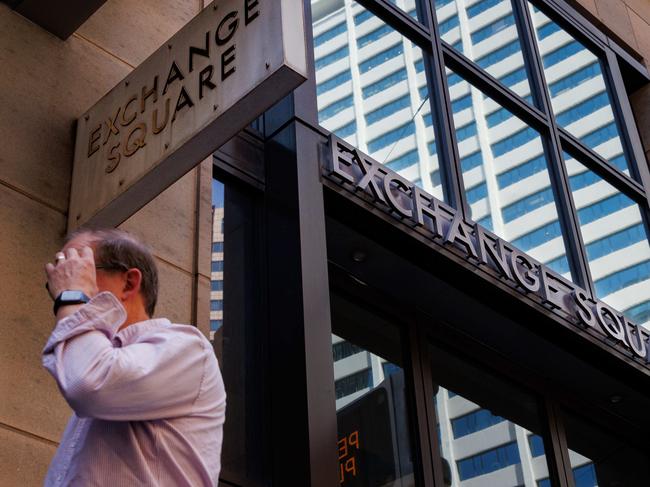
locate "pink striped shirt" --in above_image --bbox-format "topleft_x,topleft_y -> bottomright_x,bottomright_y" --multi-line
42,292 -> 226,486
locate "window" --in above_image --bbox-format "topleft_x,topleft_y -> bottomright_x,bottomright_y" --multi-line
451,408 -> 505,438
210,299 -> 223,311
211,241 -> 223,253
336,120 -> 357,138
471,15 -> 516,44
318,94 -> 353,121
502,187 -> 555,223
362,69 -> 407,98
461,151 -> 483,172
211,280 -> 223,291
368,121 -> 415,152
365,94 -> 411,125
354,9 -> 372,25
314,45 -> 349,69
548,63 -> 599,97
386,149 -> 419,171
528,435 -> 546,457
486,106 -> 513,127
475,40 -> 521,69
451,93 -> 472,112
332,340 -> 364,361
317,70 -> 351,96
512,220 -> 563,250
312,0 -> 650,327
313,22 -> 347,47
466,182 -> 488,204
542,40 -> 582,68
467,0 -> 505,18
211,261 -> 224,273
357,23 -> 392,48
457,442 -> 521,480
497,155 -> 547,188
491,126 -> 538,157
438,15 -> 459,35
359,43 -> 404,73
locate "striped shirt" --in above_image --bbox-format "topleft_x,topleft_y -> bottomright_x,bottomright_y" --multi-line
42,292 -> 226,486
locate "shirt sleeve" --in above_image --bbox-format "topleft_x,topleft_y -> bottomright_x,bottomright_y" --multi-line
42,292 -> 209,421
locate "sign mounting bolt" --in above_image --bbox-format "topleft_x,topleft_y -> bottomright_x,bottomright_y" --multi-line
213,104 -> 218,111
265,62 -> 270,69
164,143 -> 169,150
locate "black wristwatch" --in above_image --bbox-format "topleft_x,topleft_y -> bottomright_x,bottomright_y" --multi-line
53,290 -> 91,316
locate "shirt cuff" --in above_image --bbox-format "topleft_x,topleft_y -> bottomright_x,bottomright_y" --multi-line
43,292 -> 127,354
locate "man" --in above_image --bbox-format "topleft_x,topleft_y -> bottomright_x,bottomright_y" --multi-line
42,228 -> 226,486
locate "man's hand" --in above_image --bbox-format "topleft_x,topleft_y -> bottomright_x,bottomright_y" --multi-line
45,246 -> 99,300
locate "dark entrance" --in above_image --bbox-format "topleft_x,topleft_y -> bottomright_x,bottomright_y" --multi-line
325,206 -> 650,487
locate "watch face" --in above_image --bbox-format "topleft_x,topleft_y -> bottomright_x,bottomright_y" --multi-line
61,290 -> 87,301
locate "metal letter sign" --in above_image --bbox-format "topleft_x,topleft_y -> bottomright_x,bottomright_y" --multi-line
324,134 -> 650,369
70,0 -> 307,228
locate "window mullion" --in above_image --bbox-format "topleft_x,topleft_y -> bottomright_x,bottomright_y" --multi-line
407,319 -> 438,487
422,0 -> 468,217
542,398 -> 576,487
414,315 -> 449,487
441,45 -> 548,131
603,49 -> 650,206
558,128 -> 648,204
511,0 -> 594,294
356,0 -> 431,48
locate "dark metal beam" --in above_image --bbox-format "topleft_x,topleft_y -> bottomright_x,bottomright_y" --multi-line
8,0 -> 108,40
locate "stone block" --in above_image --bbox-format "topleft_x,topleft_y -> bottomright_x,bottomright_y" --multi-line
595,0 -> 639,51
630,85 -> 650,153
629,9 -> 650,68
0,427 -> 57,487
0,185 -> 71,443
155,259 -> 194,325
198,158 -> 215,280
0,5 -> 131,212
196,274 -> 212,338
574,0 -> 599,18
77,0 -> 200,68
120,167 -> 198,272
624,0 -> 650,26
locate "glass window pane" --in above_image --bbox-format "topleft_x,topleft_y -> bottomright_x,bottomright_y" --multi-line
211,179 -> 225,341
312,4 -> 444,201
564,153 -> 650,327
563,409 -> 650,486
435,0 -> 534,99
351,0 -> 424,25
529,4 -> 633,177
430,344 -> 552,486
448,67 -> 573,279
331,294 -> 417,486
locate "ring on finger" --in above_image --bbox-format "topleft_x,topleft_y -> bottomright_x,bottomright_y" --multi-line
55,252 -> 66,263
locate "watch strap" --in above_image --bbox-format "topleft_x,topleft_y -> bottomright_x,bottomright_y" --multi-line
53,291 -> 91,316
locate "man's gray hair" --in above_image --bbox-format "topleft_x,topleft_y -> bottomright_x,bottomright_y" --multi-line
66,228 -> 159,317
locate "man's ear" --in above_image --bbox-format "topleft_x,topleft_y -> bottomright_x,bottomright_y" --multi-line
123,268 -> 143,297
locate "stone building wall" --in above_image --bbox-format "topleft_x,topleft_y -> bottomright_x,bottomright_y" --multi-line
0,1 -> 212,485
570,0 -> 650,166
